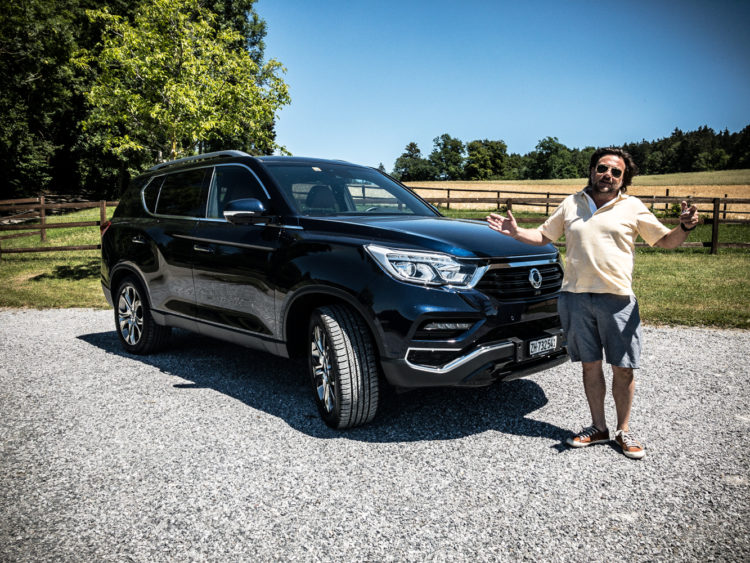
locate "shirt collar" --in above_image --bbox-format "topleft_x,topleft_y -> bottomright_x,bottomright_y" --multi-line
580,188 -> 626,214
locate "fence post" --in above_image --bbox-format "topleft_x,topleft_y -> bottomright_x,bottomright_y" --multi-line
711,198 -> 720,255
506,198 -> 513,213
40,196 -> 47,242
496,191 -> 501,210
446,189 -> 451,210
100,200 -> 107,234
665,188 -> 670,212
545,192 -> 550,216
723,194 -> 728,220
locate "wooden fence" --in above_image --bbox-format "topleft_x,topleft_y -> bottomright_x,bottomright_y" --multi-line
411,187 -> 750,255
0,197 -> 117,259
1,191 -> 749,258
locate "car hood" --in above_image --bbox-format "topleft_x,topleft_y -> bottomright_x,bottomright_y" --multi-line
298,215 -> 557,260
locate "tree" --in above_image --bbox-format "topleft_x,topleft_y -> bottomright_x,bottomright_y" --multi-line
77,0 -> 290,162
525,137 -> 578,179
464,139 -> 508,180
201,0 -> 279,153
392,142 -> 437,181
0,0 -> 78,197
429,134 -> 465,180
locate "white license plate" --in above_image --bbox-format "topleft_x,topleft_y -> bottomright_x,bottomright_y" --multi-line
529,336 -> 557,356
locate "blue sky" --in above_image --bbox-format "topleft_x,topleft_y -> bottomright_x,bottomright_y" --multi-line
256,0 -> 750,171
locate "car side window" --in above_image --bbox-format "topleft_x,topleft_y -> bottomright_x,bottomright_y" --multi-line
206,165 -> 267,219
155,168 -> 209,218
142,176 -> 163,214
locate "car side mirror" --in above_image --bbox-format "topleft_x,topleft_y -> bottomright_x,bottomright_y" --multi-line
223,198 -> 268,224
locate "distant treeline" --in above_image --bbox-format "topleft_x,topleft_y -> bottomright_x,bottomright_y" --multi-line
391,125 -> 750,182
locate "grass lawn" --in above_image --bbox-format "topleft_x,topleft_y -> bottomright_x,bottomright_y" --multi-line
1,207 -> 112,308
1,206 -> 749,329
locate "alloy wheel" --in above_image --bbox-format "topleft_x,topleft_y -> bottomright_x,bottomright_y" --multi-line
311,324 -> 336,413
118,284 -> 144,346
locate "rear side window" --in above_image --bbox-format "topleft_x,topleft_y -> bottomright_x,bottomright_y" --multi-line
113,176 -> 151,218
142,177 -> 163,213
155,168 -> 209,217
207,165 -> 268,219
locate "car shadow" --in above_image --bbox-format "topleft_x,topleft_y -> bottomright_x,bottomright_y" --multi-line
78,329 -> 571,447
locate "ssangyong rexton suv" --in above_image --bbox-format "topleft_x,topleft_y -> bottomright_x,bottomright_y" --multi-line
101,151 -> 567,428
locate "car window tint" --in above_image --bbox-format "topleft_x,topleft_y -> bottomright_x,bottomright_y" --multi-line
142,176 -> 163,213
207,165 -> 267,219
155,168 -> 208,217
264,163 -> 437,217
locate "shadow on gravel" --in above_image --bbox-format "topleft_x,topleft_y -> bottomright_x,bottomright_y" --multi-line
79,329 -> 570,446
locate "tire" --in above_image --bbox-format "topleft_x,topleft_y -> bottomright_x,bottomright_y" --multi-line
308,304 -> 380,429
114,276 -> 170,354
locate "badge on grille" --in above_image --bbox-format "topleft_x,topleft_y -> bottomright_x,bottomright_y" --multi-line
528,268 -> 543,289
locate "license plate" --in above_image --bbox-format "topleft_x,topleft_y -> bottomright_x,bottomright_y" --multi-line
529,336 -> 557,356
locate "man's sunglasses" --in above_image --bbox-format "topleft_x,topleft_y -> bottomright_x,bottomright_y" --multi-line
596,164 -> 623,178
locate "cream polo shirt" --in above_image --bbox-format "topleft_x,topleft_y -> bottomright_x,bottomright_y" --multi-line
538,189 -> 671,296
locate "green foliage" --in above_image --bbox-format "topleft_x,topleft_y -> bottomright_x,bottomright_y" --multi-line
429,134 -> 465,180
0,0 -> 77,197
77,0 -> 290,161
525,137 -> 580,180
391,125 -> 750,182
465,139 -> 508,180
625,125 -> 750,175
392,142 -> 438,181
0,0 -> 285,199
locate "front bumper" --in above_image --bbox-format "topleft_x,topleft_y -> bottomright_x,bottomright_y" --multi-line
380,327 -> 567,388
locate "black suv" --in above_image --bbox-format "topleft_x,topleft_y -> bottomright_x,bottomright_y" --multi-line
101,151 -> 567,428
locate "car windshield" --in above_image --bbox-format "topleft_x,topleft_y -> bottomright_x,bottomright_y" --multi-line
263,162 -> 439,217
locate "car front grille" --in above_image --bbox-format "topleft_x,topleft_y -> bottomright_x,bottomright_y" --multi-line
476,262 -> 563,302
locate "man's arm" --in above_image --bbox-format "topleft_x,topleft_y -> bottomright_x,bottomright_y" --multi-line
487,209 -> 551,246
654,201 -> 699,249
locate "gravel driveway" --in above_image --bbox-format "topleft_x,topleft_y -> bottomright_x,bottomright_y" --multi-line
1,309 -> 748,561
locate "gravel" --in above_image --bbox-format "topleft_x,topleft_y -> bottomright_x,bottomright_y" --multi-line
1,308 -> 748,562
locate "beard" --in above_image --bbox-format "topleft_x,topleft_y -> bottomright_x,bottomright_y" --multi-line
588,177 -> 620,194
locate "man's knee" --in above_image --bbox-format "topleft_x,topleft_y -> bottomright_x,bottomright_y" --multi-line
612,366 -> 634,384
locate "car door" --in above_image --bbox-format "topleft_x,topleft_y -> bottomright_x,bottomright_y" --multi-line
147,167 -> 209,326
191,164 -> 282,351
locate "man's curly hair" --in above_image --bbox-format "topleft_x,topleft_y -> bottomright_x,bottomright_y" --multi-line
588,147 -> 639,192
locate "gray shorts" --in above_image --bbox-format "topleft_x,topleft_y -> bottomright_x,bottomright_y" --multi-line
558,292 -> 642,369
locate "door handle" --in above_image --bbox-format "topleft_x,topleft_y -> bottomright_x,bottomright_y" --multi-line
193,244 -> 215,254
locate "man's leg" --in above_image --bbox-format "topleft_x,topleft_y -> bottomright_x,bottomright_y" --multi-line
566,361 -> 610,447
582,360 -> 607,431
612,366 -> 635,432
611,365 -> 644,458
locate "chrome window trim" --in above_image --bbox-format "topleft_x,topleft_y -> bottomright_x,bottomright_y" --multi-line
140,162 -> 271,221
206,163 -> 271,221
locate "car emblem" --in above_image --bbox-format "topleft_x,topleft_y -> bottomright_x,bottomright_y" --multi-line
528,268 -> 543,289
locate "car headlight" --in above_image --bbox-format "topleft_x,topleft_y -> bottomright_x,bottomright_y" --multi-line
365,244 -> 487,288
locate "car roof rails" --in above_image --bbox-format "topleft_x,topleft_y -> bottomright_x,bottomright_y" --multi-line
148,150 -> 251,172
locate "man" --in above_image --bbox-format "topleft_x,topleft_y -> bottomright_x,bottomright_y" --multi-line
487,148 -> 699,459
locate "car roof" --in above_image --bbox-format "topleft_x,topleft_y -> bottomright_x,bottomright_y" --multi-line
142,152 -> 366,177
256,155 -> 359,167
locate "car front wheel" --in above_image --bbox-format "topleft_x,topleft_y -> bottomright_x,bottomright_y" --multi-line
309,305 -> 379,429
114,276 -> 170,354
